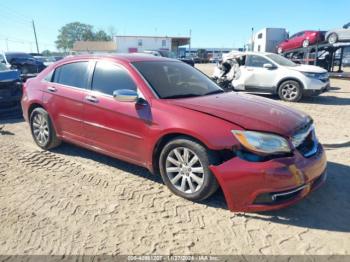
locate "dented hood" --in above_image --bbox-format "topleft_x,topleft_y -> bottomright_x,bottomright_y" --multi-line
166,92 -> 310,137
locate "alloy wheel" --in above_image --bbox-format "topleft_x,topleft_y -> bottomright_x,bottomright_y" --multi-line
302,39 -> 309,48
281,83 -> 298,101
165,147 -> 204,194
32,113 -> 49,145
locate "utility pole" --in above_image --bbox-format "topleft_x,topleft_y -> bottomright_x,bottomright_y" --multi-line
32,20 -> 39,53
251,27 -> 254,51
189,29 -> 192,58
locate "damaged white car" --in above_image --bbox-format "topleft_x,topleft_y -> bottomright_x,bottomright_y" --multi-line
212,51 -> 330,102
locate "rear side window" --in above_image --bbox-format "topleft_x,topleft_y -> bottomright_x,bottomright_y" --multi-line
53,62 -> 89,88
92,61 -> 136,95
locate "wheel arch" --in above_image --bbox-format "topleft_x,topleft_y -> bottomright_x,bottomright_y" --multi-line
151,133 -> 208,175
28,102 -> 47,119
27,102 -> 60,137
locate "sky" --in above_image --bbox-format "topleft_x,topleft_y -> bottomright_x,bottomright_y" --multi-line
0,0 -> 349,53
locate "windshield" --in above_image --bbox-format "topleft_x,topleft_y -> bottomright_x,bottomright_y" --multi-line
133,61 -> 223,99
35,57 -> 49,62
266,53 -> 297,67
158,50 -> 177,58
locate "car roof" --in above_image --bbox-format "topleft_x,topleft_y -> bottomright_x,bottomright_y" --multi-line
62,53 -> 177,63
5,52 -> 31,55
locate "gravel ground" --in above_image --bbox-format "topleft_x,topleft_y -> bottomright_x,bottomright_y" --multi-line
0,65 -> 349,255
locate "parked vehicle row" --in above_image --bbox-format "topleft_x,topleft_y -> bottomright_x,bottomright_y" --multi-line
142,50 -> 195,66
0,52 -> 46,81
0,63 -> 22,115
277,22 -> 350,53
21,54 -> 327,212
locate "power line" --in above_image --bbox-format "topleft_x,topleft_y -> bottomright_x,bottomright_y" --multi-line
0,3 -> 32,23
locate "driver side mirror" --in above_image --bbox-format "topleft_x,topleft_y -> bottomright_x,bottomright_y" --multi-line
113,89 -> 139,102
263,63 -> 276,69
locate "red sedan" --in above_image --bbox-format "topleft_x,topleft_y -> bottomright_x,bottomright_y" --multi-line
277,30 -> 325,53
21,54 -> 327,212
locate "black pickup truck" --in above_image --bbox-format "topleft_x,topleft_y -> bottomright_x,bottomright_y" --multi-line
0,63 -> 22,116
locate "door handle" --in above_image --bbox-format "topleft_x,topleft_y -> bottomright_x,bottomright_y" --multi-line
246,68 -> 254,71
85,95 -> 99,103
47,86 -> 57,92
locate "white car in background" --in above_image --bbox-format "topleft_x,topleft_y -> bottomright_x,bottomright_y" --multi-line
213,52 -> 330,102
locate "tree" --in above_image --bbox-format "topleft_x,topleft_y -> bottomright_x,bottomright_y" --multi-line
41,50 -> 51,56
94,30 -> 112,41
55,22 -> 111,51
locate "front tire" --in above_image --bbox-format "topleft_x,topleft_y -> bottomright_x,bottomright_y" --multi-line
159,137 -> 219,201
278,80 -> 302,102
30,108 -> 61,150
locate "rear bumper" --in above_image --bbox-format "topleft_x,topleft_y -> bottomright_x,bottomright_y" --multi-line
210,145 -> 327,212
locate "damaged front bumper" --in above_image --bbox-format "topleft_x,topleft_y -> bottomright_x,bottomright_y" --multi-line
210,145 -> 327,212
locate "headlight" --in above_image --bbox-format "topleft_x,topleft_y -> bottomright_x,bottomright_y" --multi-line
303,72 -> 318,78
303,72 -> 329,80
291,124 -> 314,148
232,130 -> 291,155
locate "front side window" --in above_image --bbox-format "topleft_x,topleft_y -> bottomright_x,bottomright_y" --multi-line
133,61 -> 223,99
266,53 -> 296,67
53,62 -> 89,88
246,55 -> 270,67
162,39 -> 166,47
92,61 -> 137,96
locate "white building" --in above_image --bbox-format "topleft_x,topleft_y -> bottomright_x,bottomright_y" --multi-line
253,28 -> 288,53
113,35 -> 190,55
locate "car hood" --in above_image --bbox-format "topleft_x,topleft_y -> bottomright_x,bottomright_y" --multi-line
287,64 -> 327,73
166,92 -> 311,137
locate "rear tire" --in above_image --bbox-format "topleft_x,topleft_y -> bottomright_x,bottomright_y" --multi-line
302,39 -> 310,48
159,137 -> 219,201
30,107 -> 61,150
278,80 -> 302,102
328,33 -> 338,44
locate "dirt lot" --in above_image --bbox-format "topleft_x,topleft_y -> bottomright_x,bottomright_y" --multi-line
0,64 -> 349,255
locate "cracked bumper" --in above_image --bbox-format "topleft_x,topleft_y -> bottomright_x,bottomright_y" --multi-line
210,146 -> 327,212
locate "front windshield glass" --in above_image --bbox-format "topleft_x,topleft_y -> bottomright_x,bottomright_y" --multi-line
266,53 -> 297,67
133,61 -> 223,99
158,50 -> 176,58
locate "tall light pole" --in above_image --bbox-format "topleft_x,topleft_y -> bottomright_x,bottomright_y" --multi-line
32,20 -> 39,53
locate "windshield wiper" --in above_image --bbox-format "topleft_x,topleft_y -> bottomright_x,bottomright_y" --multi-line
162,94 -> 201,99
204,90 -> 225,96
